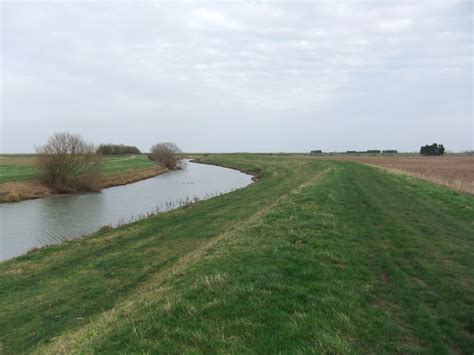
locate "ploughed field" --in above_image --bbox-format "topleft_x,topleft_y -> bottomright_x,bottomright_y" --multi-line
0,154 -> 165,202
0,154 -> 473,353
312,154 -> 474,194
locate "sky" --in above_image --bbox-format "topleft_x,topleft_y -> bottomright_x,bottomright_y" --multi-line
1,0 -> 472,153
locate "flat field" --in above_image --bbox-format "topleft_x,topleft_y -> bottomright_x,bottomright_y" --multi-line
0,155 -> 36,184
0,154 -> 472,353
312,154 -> 474,194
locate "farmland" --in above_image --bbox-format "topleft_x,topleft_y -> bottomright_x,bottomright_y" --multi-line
0,155 -> 165,202
312,154 -> 474,194
0,155 -> 36,184
0,154 -> 472,353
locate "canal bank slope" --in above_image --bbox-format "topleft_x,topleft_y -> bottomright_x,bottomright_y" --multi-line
0,154 -> 473,353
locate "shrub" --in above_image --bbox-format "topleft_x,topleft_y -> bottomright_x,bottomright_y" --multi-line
150,142 -> 183,169
35,132 -> 103,192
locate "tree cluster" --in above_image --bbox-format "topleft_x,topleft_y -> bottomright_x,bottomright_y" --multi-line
420,143 -> 445,156
36,133 -> 102,193
97,144 -> 141,155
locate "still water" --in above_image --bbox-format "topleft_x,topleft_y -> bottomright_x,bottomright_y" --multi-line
0,161 -> 253,261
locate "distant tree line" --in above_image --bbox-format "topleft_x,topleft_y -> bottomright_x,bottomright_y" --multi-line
97,144 -> 141,155
420,143 -> 445,156
309,149 -> 398,155
310,149 -> 399,155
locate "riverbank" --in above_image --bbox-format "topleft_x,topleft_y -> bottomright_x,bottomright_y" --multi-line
0,166 -> 167,202
1,154 -> 473,353
190,156 -> 262,182
0,161 -> 252,261
0,155 -> 167,203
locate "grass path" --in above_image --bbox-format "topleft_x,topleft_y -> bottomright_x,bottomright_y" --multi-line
1,155 -> 472,353
35,163 -> 330,354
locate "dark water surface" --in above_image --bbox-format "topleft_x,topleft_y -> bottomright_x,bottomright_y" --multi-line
0,161 -> 253,261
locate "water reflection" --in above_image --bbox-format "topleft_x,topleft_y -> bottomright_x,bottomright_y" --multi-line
0,162 -> 252,261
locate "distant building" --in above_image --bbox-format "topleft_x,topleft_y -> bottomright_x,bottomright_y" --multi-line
382,150 -> 398,154
366,150 -> 381,154
310,150 -> 322,155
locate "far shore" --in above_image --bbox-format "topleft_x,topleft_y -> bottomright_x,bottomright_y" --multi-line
0,166 -> 168,203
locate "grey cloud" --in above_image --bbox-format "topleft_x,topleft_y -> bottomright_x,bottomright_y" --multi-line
1,0 -> 472,152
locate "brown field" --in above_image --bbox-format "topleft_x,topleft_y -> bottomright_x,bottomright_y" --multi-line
312,154 -> 474,194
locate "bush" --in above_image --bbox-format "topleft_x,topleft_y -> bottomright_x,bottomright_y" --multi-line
97,144 -> 141,155
150,142 -> 183,169
35,132 -> 103,192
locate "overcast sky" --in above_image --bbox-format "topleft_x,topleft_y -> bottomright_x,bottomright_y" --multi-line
1,1 -> 472,153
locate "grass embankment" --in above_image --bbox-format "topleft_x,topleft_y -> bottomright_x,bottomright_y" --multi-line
0,155 -> 473,353
0,155 -> 165,202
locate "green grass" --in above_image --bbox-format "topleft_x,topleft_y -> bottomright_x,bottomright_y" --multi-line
0,155 -> 472,353
101,155 -> 156,176
0,164 -> 35,183
0,155 -> 155,183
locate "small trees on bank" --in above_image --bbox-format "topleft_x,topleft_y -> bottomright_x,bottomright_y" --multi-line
149,142 -> 183,169
36,132 -> 103,192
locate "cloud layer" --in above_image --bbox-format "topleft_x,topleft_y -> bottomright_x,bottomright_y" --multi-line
1,1 -> 472,152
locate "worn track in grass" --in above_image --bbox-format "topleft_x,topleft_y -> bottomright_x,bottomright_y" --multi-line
1,155 -> 472,353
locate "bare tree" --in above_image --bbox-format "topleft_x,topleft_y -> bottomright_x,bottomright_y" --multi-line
150,142 -> 184,169
36,132 -> 103,192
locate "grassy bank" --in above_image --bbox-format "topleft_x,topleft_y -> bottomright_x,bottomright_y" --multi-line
0,155 -> 473,353
0,155 -> 165,202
